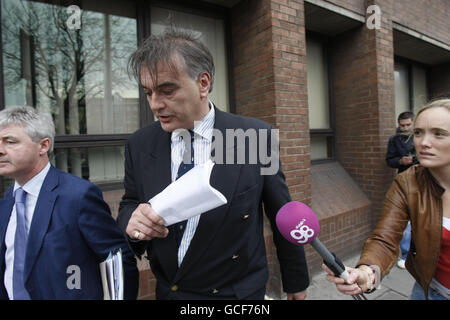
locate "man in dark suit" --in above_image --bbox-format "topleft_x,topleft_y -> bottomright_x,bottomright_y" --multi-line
118,28 -> 309,300
0,106 -> 138,299
386,111 -> 417,174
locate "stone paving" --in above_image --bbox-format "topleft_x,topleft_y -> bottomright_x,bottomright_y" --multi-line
306,252 -> 415,300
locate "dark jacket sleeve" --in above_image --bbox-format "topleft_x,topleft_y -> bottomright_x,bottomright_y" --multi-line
386,136 -> 402,169
357,174 -> 409,278
78,183 -> 139,300
117,139 -> 148,258
261,127 -> 310,293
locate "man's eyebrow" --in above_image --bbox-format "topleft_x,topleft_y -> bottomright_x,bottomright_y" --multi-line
1,135 -> 17,140
141,82 -> 179,91
155,81 -> 179,89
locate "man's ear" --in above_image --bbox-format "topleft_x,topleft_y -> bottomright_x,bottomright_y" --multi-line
198,72 -> 211,99
39,138 -> 51,156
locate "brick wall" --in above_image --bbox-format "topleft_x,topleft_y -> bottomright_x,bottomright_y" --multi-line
332,0 -> 396,225
331,0 -> 449,223
232,0 -> 310,298
392,0 -> 450,45
308,162 -> 372,273
327,0 -> 450,45
232,0 -> 310,203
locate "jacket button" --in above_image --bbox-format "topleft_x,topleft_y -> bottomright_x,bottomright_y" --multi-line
232,254 -> 239,260
212,289 -> 219,294
242,214 -> 250,220
171,285 -> 178,291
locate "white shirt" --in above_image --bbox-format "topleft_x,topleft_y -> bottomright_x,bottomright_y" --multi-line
4,162 -> 51,299
171,103 -> 215,267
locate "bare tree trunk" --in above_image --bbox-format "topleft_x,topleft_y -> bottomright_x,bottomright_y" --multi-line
54,95 -> 68,172
68,73 -> 82,177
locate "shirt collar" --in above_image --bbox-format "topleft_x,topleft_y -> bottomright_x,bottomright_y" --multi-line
13,162 -> 51,198
171,101 -> 215,142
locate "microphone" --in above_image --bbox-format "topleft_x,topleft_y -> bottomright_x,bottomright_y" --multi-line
275,201 -> 349,281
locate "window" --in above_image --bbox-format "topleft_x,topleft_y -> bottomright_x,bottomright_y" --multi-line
394,61 -> 410,118
1,0 -> 138,187
394,58 -> 429,121
306,36 -> 334,161
0,0 -> 232,194
150,5 -> 230,112
412,65 -> 428,114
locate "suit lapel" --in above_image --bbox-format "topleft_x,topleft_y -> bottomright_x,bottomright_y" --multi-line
142,128 -> 172,201
175,107 -> 242,280
24,166 -> 58,284
147,128 -> 179,280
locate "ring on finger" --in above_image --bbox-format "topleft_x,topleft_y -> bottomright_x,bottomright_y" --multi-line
134,230 -> 141,239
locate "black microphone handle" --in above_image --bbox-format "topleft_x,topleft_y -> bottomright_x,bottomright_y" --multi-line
310,238 -> 349,281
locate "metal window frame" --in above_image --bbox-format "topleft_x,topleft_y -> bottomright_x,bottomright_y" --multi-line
306,31 -> 336,163
394,55 -> 431,113
0,0 -> 235,194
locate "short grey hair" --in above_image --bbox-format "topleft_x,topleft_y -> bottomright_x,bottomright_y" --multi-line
128,27 -> 215,93
0,106 -> 55,153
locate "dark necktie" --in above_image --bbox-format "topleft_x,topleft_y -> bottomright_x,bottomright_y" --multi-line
13,188 -> 30,300
174,130 -> 195,248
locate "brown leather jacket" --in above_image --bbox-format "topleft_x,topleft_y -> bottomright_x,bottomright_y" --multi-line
357,165 -> 445,298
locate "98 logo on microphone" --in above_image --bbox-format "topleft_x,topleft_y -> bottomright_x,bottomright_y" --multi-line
290,219 -> 315,244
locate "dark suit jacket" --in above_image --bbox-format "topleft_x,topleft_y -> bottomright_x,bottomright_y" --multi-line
386,130 -> 416,173
0,166 -> 139,299
118,107 -> 309,299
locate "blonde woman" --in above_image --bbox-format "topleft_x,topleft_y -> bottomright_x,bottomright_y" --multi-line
324,99 -> 450,300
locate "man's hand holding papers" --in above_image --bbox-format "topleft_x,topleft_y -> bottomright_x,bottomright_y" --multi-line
125,160 -> 227,241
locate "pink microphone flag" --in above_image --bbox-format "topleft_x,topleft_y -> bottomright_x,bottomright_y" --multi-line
275,201 -> 320,245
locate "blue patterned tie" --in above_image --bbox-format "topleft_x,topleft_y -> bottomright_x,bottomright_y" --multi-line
13,188 -> 30,300
174,130 -> 195,248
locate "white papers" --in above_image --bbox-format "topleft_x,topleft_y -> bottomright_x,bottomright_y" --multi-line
99,248 -> 124,300
149,159 -> 227,226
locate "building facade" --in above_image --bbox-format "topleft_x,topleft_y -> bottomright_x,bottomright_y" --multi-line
0,0 -> 449,299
